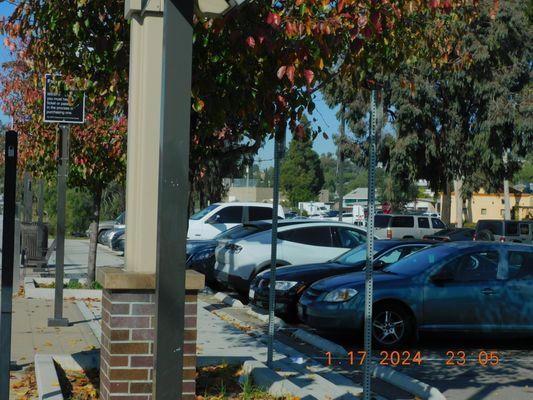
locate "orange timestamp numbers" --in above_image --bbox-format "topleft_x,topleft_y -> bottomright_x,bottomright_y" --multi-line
325,350 -> 501,367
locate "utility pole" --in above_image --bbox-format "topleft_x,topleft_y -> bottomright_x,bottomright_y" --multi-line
363,89 -> 379,400
337,106 -> 345,221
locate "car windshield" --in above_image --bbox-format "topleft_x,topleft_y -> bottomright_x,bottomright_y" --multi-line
382,245 -> 452,276
115,212 -> 125,224
334,241 -> 392,265
190,204 -> 219,220
215,224 -> 265,240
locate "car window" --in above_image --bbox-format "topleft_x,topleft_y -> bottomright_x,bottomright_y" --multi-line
519,224 -> 530,235
190,204 -> 219,220
418,217 -> 429,229
214,206 -> 243,223
334,241 -> 392,265
248,206 -> 273,221
374,215 -> 392,228
278,226 -> 333,247
505,222 -> 519,236
437,251 -> 500,282
215,224 -> 264,240
383,245 -> 455,276
431,218 -> 446,229
334,227 -> 366,248
391,216 -> 414,228
507,251 -> 533,280
378,245 -> 426,266
476,221 -> 503,235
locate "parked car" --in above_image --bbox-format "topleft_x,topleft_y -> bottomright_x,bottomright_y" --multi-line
249,240 -> 432,317
423,228 -> 475,242
298,242 -> 533,348
187,220 -> 311,283
475,219 -> 533,244
188,202 -> 285,240
110,229 -> 126,251
91,212 -> 125,244
374,214 -> 447,239
115,234 -> 125,253
214,221 -> 370,294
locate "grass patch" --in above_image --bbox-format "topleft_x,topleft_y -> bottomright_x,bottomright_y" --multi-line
196,363 -> 298,400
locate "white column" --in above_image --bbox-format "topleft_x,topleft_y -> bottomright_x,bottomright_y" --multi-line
124,6 -> 164,273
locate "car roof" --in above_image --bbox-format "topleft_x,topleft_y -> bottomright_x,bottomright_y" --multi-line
277,221 -> 367,231
212,202 -> 279,207
439,241 -> 533,250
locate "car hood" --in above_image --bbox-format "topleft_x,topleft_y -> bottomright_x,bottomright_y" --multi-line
311,270 -> 407,292
261,262 -> 365,283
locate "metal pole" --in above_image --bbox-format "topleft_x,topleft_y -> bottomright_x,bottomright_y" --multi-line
503,150 -> 511,220
38,179 -> 44,224
363,89 -> 378,400
48,125 -> 70,327
267,123 -> 284,367
23,172 -> 32,223
0,131 -> 18,398
337,107 -> 345,221
152,0 -> 193,398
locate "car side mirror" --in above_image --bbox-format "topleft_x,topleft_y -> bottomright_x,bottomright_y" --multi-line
373,259 -> 386,269
206,215 -> 220,224
430,270 -> 453,284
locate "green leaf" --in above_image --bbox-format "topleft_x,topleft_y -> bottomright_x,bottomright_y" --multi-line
73,22 -> 80,37
113,41 -> 124,53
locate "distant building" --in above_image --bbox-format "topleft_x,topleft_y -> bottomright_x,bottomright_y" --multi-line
225,187 -> 274,203
342,188 -> 375,208
441,188 -> 533,223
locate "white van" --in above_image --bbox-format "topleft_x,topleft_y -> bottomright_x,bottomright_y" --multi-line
188,202 -> 285,240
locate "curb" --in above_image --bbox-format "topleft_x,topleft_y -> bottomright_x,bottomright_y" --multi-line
246,306 -> 286,328
35,354 -> 63,400
75,300 -> 102,344
241,360 -> 306,398
292,328 -> 445,400
292,328 -> 346,357
214,291 -> 245,308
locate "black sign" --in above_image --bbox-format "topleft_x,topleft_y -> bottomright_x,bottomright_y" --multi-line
43,74 -> 85,124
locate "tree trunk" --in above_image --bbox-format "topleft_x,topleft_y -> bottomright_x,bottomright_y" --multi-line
441,181 -> 452,225
454,179 -> 463,228
87,189 -> 102,285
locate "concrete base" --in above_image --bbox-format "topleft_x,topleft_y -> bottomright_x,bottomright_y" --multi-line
47,318 -> 70,327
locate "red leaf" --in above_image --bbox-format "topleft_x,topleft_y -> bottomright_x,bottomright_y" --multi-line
245,36 -> 255,48
295,124 -> 305,139
266,12 -> 281,28
303,69 -> 314,87
371,12 -> 382,35
276,95 -> 287,109
430,0 -> 439,9
286,65 -> 295,84
277,65 -> 287,80
337,0 -> 345,12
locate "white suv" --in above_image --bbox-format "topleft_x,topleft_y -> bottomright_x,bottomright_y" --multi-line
213,221 -> 368,293
188,202 -> 285,240
374,214 -> 446,239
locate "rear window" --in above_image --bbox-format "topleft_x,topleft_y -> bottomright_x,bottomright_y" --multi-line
520,224 -> 531,235
374,215 -> 392,228
477,221 -> 503,236
505,221 -> 519,236
248,206 -> 273,221
391,216 -> 414,228
279,226 -> 333,247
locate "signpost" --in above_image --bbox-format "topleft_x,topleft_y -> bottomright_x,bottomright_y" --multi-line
363,89 -> 379,400
0,131 -> 18,398
44,75 -> 85,327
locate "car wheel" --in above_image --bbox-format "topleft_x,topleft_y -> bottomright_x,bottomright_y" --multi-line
372,303 -> 414,349
477,229 -> 494,241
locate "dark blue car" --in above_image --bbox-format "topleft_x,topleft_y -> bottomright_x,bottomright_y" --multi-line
298,242 -> 533,348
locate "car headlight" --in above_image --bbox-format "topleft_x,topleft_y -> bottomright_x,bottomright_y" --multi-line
324,288 -> 358,302
274,281 -> 299,291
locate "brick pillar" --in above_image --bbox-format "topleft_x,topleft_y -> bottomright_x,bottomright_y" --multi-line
97,268 -> 204,400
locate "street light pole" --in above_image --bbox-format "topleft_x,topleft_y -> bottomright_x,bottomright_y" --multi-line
152,0 -> 193,397
363,89 -> 379,400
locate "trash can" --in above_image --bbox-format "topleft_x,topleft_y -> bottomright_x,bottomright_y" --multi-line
20,222 -> 48,267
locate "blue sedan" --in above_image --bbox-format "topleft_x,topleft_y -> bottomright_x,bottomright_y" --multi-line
298,242 -> 533,348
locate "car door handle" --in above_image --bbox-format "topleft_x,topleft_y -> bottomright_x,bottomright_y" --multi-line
481,288 -> 497,295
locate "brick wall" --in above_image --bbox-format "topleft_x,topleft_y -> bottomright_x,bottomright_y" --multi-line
99,289 -> 198,400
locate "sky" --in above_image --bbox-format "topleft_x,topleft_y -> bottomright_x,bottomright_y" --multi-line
0,2 -> 341,164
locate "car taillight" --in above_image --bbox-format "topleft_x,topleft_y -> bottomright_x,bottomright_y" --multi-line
473,233 -> 476,241
500,237 -> 505,243
386,228 -> 392,240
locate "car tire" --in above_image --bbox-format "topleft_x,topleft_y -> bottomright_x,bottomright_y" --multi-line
372,303 -> 414,349
477,229 -> 494,241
